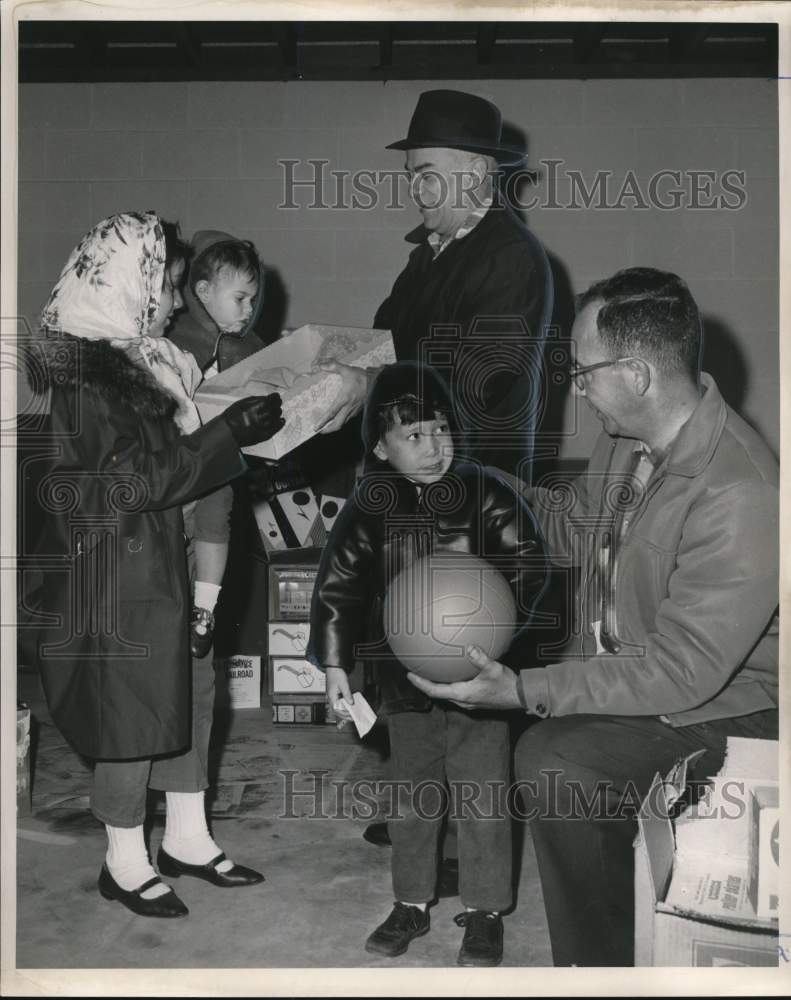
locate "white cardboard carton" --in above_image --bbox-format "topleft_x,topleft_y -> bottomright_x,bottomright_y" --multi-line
214,654 -> 261,709
194,324 -> 395,460
634,737 -> 779,967
748,784 -> 780,920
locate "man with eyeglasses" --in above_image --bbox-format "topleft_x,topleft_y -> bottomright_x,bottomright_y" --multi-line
408,266 -> 779,966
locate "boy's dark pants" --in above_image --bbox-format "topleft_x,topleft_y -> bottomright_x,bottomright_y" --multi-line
386,703 -> 512,912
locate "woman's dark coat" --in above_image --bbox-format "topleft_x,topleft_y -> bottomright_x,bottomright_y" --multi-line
307,461 -> 548,715
28,336 -> 246,759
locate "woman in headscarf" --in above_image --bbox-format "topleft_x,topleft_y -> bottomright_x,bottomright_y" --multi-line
30,211 -> 283,918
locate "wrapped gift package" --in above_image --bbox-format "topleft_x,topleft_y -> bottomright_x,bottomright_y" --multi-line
194,324 -> 395,460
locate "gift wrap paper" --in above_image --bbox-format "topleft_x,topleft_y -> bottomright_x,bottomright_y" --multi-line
194,324 -> 394,460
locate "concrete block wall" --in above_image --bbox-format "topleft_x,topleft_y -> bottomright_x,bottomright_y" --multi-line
17,78 -> 778,458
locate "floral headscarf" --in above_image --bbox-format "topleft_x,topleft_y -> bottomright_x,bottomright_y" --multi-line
40,211 -> 201,433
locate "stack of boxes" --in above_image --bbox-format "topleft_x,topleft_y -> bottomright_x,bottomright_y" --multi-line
196,325 -> 395,722
266,551 -> 327,724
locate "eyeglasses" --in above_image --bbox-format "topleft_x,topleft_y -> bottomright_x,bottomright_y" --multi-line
568,357 -> 639,391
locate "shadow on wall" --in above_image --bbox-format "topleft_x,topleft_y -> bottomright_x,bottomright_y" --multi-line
533,251 -> 575,482
701,315 -> 749,414
256,266 -> 289,345
497,122 -> 580,479
499,122 -> 540,215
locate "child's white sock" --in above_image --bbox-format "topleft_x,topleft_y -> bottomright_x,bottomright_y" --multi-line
466,906 -> 499,915
105,824 -> 169,899
401,901 -> 428,912
162,791 -> 233,872
193,581 -> 221,613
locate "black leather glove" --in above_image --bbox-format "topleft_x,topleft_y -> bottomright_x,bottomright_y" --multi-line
223,393 -> 285,448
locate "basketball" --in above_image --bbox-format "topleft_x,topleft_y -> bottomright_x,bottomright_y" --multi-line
383,553 -> 517,682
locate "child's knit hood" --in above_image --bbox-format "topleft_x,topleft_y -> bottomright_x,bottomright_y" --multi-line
361,361 -> 457,473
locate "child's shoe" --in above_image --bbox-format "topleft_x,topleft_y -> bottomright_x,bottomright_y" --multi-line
190,606 -> 215,659
364,902 -> 430,957
454,910 -> 503,966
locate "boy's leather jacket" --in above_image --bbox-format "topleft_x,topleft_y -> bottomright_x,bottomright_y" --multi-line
307,460 -> 548,714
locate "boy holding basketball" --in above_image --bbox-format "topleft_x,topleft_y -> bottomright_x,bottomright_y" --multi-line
308,362 -> 547,966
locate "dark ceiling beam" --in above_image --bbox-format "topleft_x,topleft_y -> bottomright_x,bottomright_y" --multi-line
669,25 -> 711,58
378,26 -> 393,68
175,24 -> 202,71
476,24 -> 498,65
279,23 -> 299,68
17,20 -> 778,82
76,21 -> 106,77
572,25 -> 605,64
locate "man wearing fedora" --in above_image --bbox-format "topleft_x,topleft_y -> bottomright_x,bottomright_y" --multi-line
318,89 -> 553,483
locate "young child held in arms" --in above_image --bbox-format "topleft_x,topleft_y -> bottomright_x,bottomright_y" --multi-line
308,362 -> 547,967
169,233 -> 268,657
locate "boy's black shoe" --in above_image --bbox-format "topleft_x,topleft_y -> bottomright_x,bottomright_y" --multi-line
365,902 -> 430,957
454,910 -> 504,967
190,606 -> 215,659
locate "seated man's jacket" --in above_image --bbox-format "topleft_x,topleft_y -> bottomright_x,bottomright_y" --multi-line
308,461 -> 548,715
522,373 -> 779,725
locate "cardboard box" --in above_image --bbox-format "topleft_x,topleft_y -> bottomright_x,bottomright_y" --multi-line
270,656 -> 326,695
214,654 -> 262,709
634,737 -> 779,967
272,701 -> 335,725
268,622 -> 311,656
748,784 -> 780,920
194,324 -> 395,460
17,705 -> 31,816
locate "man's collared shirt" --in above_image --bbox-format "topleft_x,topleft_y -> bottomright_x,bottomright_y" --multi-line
427,195 -> 493,259
519,440 -> 664,719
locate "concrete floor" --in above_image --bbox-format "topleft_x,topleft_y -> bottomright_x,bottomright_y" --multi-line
14,667 -> 552,970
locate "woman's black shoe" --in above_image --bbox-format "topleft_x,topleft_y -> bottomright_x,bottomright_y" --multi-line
98,864 -> 188,918
157,847 -> 264,887
189,606 -> 215,659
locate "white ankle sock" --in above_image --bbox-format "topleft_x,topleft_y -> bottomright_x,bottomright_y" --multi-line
401,901 -> 428,912
162,791 -> 233,872
193,582 -> 221,613
105,824 -> 169,899
466,906 -> 499,915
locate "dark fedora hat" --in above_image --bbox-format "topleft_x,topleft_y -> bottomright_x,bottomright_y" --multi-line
387,89 -> 525,162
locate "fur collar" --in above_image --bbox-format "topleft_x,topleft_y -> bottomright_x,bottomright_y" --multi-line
32,335 -> 178,420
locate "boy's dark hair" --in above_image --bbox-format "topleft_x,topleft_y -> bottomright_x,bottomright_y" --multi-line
160,219 -> 190,272
578,267 -> 702,380
190,239 -> 260,289
363,362 -> 456,459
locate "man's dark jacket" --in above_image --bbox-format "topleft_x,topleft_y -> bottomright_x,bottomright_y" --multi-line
374,200 -> 554,481
307,460 -> 548,715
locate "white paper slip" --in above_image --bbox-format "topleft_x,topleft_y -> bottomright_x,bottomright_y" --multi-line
335,694 -> 377,738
